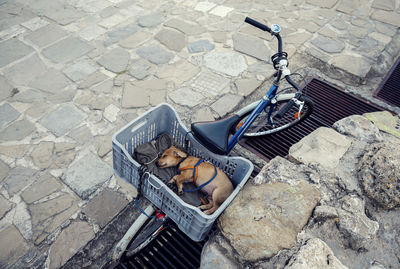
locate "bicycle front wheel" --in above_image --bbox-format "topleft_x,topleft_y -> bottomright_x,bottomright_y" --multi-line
233,95 -> 313,137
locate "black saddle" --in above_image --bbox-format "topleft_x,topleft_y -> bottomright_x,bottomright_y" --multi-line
191,115 -> 241,155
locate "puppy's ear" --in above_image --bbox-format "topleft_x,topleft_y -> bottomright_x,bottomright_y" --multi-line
173,149 -> 187,158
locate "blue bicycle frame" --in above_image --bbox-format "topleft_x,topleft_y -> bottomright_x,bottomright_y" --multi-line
227,84 -> 278,152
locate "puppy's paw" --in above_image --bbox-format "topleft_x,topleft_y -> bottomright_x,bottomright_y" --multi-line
167,182 -> 177,192
178,190 -> 184,196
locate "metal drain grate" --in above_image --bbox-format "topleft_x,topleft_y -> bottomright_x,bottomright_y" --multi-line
374,57 -> 400,107
240,78 -> 384,161
113,167 -> 260,269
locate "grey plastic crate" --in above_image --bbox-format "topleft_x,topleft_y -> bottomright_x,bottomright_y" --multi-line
112,103 -> 253,241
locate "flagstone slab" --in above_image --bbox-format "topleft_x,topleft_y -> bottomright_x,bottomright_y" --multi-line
0,119 -> 36,141
42,37 -> 94,63
0,103 -> 20,128
25,24 -> 67,48
0,38 -> 33,68
40,104 -> 86,137
3,54 -> 47,86
63,153 -> 113,199
0,225 -> 29,268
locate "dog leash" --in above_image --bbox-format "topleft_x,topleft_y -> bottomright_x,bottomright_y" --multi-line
179,158 -> 218,192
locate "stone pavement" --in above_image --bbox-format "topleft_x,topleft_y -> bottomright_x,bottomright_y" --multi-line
0,0 -> 399,268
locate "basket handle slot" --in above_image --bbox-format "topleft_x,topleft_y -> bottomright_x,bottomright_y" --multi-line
131,119 -> 147,133
147,176 -> 162,190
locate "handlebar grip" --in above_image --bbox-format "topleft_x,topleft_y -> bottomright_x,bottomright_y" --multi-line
275,99 -> 295,119
245,17 -> 271,32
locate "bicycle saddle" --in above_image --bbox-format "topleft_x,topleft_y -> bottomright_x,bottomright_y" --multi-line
191,115 -> 241,155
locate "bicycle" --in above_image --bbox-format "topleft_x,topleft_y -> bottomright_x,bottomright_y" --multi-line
112,16 -> 313,262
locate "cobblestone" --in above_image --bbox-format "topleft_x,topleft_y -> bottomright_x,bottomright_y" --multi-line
0,38 -> 33,68
42,36 -> 94,63
136,45 -> 174,65
64,153 -> 113,199
3,54 -> 47,86
25,24 -> 67,48
0,103 -> 20,128
0,119 -> 36,141
155,29 -> 186,52
40,104 -> 86,137
0,1 -> 398,268
203,51 -> 247,76
97,47 -> 130,73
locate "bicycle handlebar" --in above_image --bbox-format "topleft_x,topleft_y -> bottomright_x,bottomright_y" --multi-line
244,17 -> 282,54
244,17 -> 271,32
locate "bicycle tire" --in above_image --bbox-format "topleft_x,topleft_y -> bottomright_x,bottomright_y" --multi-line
233,95 -> 313,137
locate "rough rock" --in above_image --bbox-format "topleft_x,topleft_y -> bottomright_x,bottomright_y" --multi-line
337,196 -> 379,249
203,51 -> 247,76
333,115 -> 382,142
64,153 -> 113,199
253,156 -> 315,185
200,236 -> 239,269
358,142 -> 400,209
219,181 -> 320,261
289,127 -> 352,169
49,221 -> 95,269
155,28 -> 186,52
285,238 -> 348,269
313,205 -> 338,221
363,111 -> 400,139
82,188 -> 128,228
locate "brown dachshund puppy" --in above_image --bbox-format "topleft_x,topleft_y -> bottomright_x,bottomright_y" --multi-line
158,146 -> 233,215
